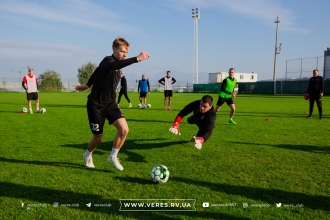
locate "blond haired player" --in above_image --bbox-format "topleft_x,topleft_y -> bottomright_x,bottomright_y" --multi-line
76,37 -> 150,171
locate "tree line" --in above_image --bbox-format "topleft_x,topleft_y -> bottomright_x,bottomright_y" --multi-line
38,62 -> 97,92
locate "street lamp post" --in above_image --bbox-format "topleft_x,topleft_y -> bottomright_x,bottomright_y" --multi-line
273,16 -> 281,95
19,71 -> 22,92
192,8 -> 200,84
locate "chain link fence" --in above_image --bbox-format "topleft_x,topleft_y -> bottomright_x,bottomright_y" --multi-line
0,77 -> 193,93
285,56 -> 324,80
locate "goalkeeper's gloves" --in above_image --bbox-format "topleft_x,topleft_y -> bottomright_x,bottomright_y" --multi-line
193,136 -> 204,150
169,116 -> 182,135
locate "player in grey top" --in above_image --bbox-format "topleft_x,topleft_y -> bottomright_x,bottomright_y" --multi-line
158,71 -> 176,111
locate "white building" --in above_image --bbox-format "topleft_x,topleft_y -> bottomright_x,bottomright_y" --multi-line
209,72 -> 258,83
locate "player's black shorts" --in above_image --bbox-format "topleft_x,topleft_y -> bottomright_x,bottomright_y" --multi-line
216,97 -> 234,106
27,92 -> 38,100
87,101 -> 125,135
164,90 -> 173,97
139,92 -> 147,98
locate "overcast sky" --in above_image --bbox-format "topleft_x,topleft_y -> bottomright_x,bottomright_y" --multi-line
0,0 -> 329,83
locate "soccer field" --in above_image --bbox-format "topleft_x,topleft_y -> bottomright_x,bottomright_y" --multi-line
0,92 -> 329,220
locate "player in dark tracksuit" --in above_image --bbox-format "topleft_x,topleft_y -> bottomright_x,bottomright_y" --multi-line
305,69 -> 324,119
117,70 -> 132,108
169,95 -> 216,150
75,37 -> 150,171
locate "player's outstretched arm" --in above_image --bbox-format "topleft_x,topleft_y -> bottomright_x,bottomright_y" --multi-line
137,51 -> 150,62
75,84 -> 89,92
169,116 -> 182,135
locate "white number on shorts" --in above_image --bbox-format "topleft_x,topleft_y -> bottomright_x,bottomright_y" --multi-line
91,123 -> 99,131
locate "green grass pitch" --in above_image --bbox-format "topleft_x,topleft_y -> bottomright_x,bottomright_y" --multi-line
0,92 -> 329,220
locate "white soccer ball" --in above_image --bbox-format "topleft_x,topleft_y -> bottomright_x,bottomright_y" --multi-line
147,104 -> 151,108
151,164 -> 170,184
138,104 -> 142,108
40,108 -> 46,114
22,107 -> 27,113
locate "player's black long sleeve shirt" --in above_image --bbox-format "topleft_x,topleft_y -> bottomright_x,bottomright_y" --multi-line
120,76 -> 128,91
307,76 -> 324,96
177,100 -> 216,141
86,55 -> 138,107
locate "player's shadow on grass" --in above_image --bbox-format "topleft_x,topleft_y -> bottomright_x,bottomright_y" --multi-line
0,182 -> 247,220
129,108 -> 180,112
126,118 -> 171,123
171,177 -> 330,211
42,104 -> 86,108
60,139 -> 189,163
231,141 -> 330,154
235,111 -> 304,118
0,110 -> 24,113
0,156 -> 113,173
114,176 -> 154,185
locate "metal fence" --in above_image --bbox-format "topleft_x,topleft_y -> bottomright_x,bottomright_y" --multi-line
193,80 -> 330,95
285,56 -> 324,80
2,76 -> 329,94
0,77 -> 193,93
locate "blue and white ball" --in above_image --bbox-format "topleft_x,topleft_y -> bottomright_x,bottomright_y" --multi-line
151,164 -> 170,184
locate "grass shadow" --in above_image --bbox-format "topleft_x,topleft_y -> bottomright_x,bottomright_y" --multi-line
231,141 -> 330,154
233,111 -> 305,119
41,104 -> 86,108
61,139 -> 189,163
172,177 -> 330,211
0,110 -> 24,113
0,156 -> 112,173
126,118 -> 171,123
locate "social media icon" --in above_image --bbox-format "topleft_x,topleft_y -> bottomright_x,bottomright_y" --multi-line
86,203 -> 91,207
202,202 -> 209,207
276,203 -> 281,207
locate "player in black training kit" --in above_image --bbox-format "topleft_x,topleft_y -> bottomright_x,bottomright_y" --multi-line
76,37 -> 150,171
169,95 -> 216,150
117,70 -> 132,108
305,69 -> 324,119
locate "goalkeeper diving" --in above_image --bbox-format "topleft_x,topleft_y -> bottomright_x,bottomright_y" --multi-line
169,95 -> 216,150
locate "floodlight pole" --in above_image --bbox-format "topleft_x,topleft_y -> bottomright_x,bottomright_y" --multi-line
192,8 -> 200,84
18,71 -> 22,92
273,16 -> 281,95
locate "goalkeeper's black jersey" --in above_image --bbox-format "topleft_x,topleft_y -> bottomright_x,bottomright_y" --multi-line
307,76 -> 324,96
86,55 -> 138,108
177,100 -> 216,132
